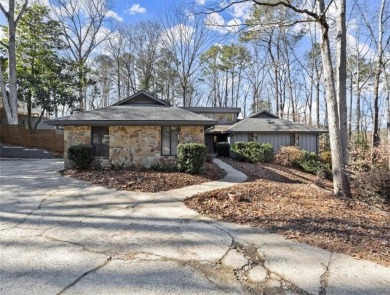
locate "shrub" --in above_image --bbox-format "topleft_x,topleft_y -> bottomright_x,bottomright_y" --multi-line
150,161 -> 177,172
319,151 -> 332,167
354,168 -> 390,205
215,142 -> 230,157
68,144 -> 95,170
275,146 -> 304,167
231,141 -> 273,163
262,143 -> 274,162
230,141 -> 248,161
295,151 -> 333,179
177,143 -> 207,174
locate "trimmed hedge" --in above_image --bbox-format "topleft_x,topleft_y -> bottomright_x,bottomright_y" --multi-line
231,141 -> 273,163
215,142 -> 230,157
177,143 -> 208,174
67,144 -> 95,170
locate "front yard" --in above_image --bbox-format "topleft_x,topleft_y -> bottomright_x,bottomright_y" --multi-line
185,158 -> 390,267
64,162 -> 226,192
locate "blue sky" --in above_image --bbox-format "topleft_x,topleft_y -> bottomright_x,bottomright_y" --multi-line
105,0 -> 199,23
0,0 -> 200,26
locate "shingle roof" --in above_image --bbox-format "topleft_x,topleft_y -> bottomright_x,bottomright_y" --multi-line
226,117 -> 327,133
181,107 -> 241,113
45,105 -> 217,126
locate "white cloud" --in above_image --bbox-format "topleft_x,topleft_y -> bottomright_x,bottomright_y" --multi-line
205,12 -> 241,34
230,2 -> 252,18
106,10 -> 123,22
196,0 -> 206,5
127,3 -> 146,15
161,24 -> 195,45
205,12 -> 226,33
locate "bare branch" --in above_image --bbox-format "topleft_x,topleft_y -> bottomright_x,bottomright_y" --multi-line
15,0 -> 29,25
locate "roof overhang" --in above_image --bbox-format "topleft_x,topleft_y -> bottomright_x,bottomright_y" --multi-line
44,119 -> 218,127
227,130 -> 328,134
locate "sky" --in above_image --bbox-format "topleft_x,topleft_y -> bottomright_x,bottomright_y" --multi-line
111,0 -> 197,23
0,0 -> 202,26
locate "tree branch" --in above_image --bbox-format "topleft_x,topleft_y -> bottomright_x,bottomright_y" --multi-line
0,3 -> 8,19
15,0 -> 29,25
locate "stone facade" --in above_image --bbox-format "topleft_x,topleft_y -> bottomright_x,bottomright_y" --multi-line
64,125 -> 205,168
179,126 -> 204,144
64,126 -> 91,168
109,126 -> 161,168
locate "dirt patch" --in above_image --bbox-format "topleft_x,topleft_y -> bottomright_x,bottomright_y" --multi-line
64,162 -> 226,192
185,159 -> 390,267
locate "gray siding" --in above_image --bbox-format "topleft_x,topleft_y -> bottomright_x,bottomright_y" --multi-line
231,133 -> 248,143
230,132 -> 319,153
257,134 -> 291,152
297,134 -> 318,153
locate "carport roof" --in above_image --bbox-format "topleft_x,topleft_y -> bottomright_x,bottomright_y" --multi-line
226,111 -> 327,133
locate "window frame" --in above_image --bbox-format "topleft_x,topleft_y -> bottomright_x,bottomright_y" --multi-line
161,126 -> 179,156
91,126 -> 109,158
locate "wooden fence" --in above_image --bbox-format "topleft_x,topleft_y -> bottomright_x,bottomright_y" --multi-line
0,125 -> 64,153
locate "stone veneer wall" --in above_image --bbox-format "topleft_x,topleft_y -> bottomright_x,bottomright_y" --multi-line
109,126 -> 161,168
64,126 -> 91,168
64,125 -> 205,169
179,126 -> 204,144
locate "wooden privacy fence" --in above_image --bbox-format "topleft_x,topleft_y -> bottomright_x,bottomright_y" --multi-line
0,125 -> 64,153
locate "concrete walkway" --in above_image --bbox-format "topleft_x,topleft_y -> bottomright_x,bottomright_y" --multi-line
0,158 -> 389,295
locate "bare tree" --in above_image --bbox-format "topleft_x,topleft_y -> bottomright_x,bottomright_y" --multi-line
207,0 -> 351,197
0,0 -> 28,125
161,7 -> 212,106
50,0 -> 113,111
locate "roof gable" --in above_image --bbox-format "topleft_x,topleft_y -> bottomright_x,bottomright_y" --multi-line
249,110 -> 279,119
113,91 -> 170,106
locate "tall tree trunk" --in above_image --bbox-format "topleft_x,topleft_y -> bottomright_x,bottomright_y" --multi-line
336,0 -> 349,165
372,0 -> 386,148
355,58 -> 361,141
318,0 -> 352,198
348,73 -> 353,138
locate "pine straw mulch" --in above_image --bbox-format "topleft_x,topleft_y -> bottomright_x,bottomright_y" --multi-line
63,162 -> 226,192
185,158 -> 390,267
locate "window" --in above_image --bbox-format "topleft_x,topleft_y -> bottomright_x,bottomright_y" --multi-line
161,126 -> 179,156
91,127 -> 109,157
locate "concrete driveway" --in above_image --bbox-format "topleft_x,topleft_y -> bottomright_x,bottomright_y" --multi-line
0,159 -> 389,295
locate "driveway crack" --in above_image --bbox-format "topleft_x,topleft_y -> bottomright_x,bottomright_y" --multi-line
1,189 -> 60,231
319,252 -> 333,295
56,256 -> 112,295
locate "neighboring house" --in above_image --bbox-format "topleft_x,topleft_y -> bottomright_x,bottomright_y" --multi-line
0,97 -> 53,130
181,107 -> 241,153
226,110 -> 327,153
45,91 -> 217,168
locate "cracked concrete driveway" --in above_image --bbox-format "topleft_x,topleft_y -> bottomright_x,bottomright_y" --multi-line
0,159 -> 389,295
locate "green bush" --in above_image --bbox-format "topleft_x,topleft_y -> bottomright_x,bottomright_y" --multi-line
150,161 -> 178,172
231,141 -> 273,163
230,141 -> 248,161
177,143 -> 207,174
67,144 -> 95,170
294,151 -> 332,179
262,143 -> 274,162
215,142 -> 230,157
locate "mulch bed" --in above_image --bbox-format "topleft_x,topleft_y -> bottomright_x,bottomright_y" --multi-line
63,162 -> 226,192
185,158 -> 390,267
